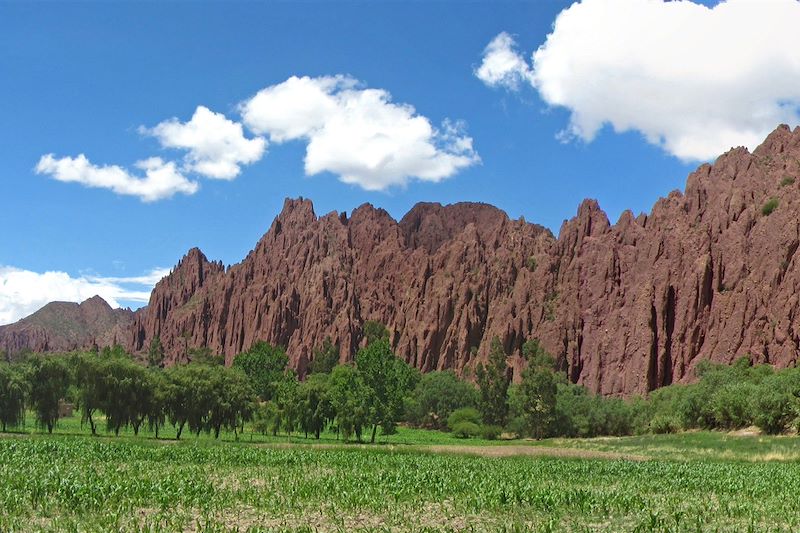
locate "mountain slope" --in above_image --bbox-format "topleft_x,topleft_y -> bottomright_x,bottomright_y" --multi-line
0,296 -> 133,358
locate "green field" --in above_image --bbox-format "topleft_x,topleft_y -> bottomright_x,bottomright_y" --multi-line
4,416 -> 800,532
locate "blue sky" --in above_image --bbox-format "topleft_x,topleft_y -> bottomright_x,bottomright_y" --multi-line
2,0 -> 799,323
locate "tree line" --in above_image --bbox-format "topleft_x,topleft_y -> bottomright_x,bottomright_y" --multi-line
2,323 -> 799,440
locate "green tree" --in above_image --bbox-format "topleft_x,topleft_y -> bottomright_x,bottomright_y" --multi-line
309,338 -> 339,375
164,363 -> 216,439
355,338 -> 416,442
206,366 -> 255,439
297,373 -> 333,438
100,356 -> 154,436
476,337 -> 511,427
272,374 -> 300,436
233,341 -> 289,401
362,320 -> 389,346
148,336 -> 165,368
0,364 -> 28,431
518,339 -> 558,439
406,371 -> 479,429
71,352 -> 106,435
146,369 -> 168,438
327,364 -> 373,442
28,356 -> 71,433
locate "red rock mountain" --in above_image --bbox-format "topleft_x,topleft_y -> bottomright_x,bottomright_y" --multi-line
0,296 -> 133,358
10,125 -> 800,395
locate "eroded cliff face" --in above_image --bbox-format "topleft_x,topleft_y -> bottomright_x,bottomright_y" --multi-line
31,125 -> 800,396
126,199 -> 556,377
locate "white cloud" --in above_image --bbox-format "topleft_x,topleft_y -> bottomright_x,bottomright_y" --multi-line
241,75 -> 479,190
35,154 -> 198,202
475,32 -> 534,90
0,266 -> 167,325
478,0 -> 800,161
143,105 -> 267,180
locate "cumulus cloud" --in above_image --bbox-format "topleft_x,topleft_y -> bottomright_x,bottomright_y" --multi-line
0,266 -> 168,325
241,75 -> 479,190
143,106 -> 267,180
35,154 -> 198,202
475,32 -> 534,90
477,0 -> 800,161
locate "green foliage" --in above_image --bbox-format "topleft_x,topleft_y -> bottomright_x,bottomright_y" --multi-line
187,346 -> 225,366
327,364 -> 373,442
479,424 -> 502,440
308,337 -> 339,375
518,339 -> 559,439
476,337 -> 511,427
297,373 -> 333,438
27,356 -> 71,433
0,364 -> 28,431
233,341 -> 288,401
451,421 -> 480,438
762,197 -> 779,215
355,338 -> 416,441
362,320 -> 390,346
526,255 -> 537,271
147,335 -> 164,368
649,413 -> 680,434
781,176 -> 796,187
405,370 -> 478,429
447,407 -> 482,430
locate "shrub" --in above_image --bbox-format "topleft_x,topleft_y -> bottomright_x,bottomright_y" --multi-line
781,176 -> 796,187
480,424 -> 503,440
505,416 -> 527,439
406,371 -> 479,429
712,382 -> 758,429
447,407 -> 482,431
753,390 -> 795,435
451,421 -> 480,439
649,414 -> 680,434
526,256 -> 537,271
762,197 -> 779,216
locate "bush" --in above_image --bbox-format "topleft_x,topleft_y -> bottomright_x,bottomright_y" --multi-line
451,421 -> 480,439
753,390 -> 795,435
447,407 -> 482,431
762,197 -> 779,216
406,371 -> 479,429
649,414 -> 680,434
480,424 -> 503,440
712,382 -> 758,429
781,176 -> 796,187
505,416 -> 526,439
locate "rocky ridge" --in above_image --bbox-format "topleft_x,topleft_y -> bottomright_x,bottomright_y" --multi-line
9,125 -> 800,395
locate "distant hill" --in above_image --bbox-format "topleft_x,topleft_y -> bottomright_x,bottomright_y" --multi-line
0,296 -> 133,358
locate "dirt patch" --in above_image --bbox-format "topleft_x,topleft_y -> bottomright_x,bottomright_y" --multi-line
417,444 -> 647,461
728,426 -> 762,437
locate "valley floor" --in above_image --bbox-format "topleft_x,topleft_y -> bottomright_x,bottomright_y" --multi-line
2,417 -> 800,532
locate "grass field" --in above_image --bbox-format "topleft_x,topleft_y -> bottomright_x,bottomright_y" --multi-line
4,416 -> 800,532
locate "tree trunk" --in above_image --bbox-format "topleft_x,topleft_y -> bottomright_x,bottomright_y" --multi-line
88,412 -> 96,436
370,424 -> 377,444
47,422 -> 53,434
2,421 -> 6,432
176,422 -> 185,440
214,425 -> 221,439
